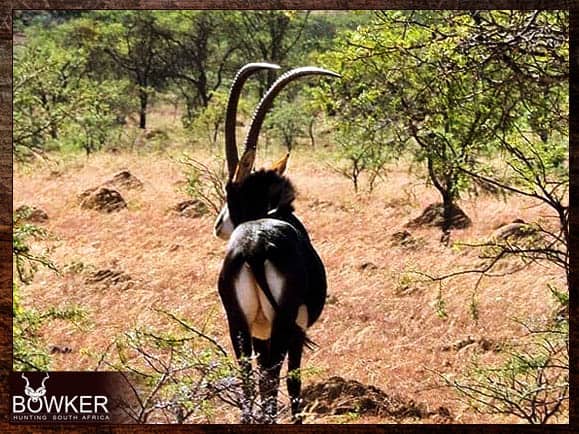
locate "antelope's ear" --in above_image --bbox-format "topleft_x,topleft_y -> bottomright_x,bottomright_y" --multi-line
233,148 -> 256,183
271,152 -> 290,176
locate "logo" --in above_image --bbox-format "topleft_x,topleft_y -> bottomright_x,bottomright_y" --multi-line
22,373 -> 49,403
11,372 -> 111,423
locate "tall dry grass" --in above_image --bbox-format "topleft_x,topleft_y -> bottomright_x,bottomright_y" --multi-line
14,138 -> 565,423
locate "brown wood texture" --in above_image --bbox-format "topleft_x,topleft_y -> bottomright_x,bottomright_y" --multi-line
0,1 -> 576,431
569,9 -> 578,430
0,4 -> 12,430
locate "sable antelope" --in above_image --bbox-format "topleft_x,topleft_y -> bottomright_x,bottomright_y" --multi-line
214,64 -> 339,423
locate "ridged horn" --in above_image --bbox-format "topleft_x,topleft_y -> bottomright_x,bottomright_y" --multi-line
21,373 -> 30,389
225,62 -> 281,180
234,67 -> 341,182
40,372 -> 49,388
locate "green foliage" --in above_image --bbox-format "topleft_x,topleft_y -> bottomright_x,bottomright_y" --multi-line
434,286 -> 448,319
13,281 -> 51,371
13,210 -> 57,284
14,26 -> 132,159
159,11 -> 240,122
316,15 -> 569,422
264,96 -> 313,150
333,116 -> 394,193
318,11 -> 568,230
181,154 -> 227,215
301,11 -> 374,57
13,213 -> 87,371
444,314 -> 568,423
548,284 -> 568,313
188,90 -> 229,146
14,280 -> 87,371
14,11 -> 367,157
321,12 -> 500,204
231,11 -> 312,92
97,310 -> 243,423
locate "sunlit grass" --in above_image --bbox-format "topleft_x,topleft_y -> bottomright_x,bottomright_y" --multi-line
13,108 -> 565,423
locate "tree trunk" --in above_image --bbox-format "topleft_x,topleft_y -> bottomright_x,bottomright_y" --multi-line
308,118 -> 315,148
198,72 -> 210,108
49,123 -> 58,140
427,154 -> 455,234
441,190 -> 454,234
212,121 -> 220,146
139,90 -> 148,129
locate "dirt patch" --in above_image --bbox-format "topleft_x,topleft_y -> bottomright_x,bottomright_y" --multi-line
85,269 -> 132,289
308,198 -> 350,213
390,230 -> 424,249
144,128 -> 168,140
171,199 -> 209,218
104,170 -> 144,190
491,219 -> 539,242
80,187 -> 127,213
15,205 -> 49,223
358,262 -> 378,271
302,376 -> 451,422
406,202 -> 471,229
441,336 -> 503,353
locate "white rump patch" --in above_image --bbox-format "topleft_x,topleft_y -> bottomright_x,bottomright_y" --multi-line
235,263 -> 259,329
234,261 -> 291,341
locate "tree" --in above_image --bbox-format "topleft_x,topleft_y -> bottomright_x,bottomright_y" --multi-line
13,26 -> 131,159
84,11 -> 171,129
230,11 -> 311,94
320,11 -> 567,234
156,11 -> 239,126
13,36 -> 79,157
264,95 -> 313,151
332,117 -> 393,193
13,209 -> 85,371
450,10 -> 569,287
322,12 -> 503,228
321,11 -> 569,423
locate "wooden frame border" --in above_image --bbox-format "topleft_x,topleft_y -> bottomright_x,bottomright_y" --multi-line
0,1 -> 575,431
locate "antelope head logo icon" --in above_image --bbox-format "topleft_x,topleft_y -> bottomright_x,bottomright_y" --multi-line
21,373 -> 49,402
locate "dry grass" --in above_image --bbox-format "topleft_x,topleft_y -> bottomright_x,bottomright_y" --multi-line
14,140 -> 566,424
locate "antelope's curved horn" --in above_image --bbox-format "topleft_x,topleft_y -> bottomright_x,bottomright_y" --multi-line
40,373 -> 49,388
21,373 -> 30,389
225,62 -> 281,180
235,67 -> 340,182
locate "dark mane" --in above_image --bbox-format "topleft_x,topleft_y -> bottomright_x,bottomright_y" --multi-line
226,169 -> 296,226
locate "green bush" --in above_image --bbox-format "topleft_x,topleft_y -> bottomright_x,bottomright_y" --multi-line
13,214 -> 86,371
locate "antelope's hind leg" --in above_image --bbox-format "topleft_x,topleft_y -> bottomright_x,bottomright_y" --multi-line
253,336 -> 285,424
225,310 -> 255,423
287,330 -> 306,423
219,265 -> 257,423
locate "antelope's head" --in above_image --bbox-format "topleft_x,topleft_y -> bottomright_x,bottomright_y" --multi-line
21,373 -> 49,402
214,64 -> 340,240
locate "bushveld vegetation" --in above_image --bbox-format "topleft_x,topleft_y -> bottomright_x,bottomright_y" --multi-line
13,10 -> 567,424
